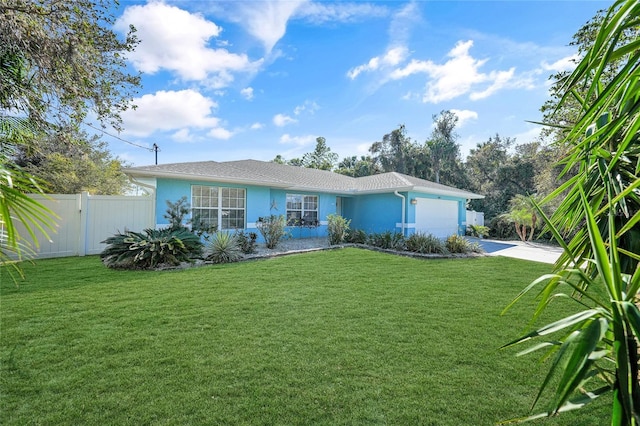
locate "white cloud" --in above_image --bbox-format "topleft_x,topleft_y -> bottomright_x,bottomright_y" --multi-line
233,1 -> 305,53
122,89 -> 219,137
347,46 -> 409,79
295,2 -> 389,24
388,2 -> 421,45
389,58 -> 432,79
293,100 -> 320,115
241,87 -> 254,100
115,2 -> 260,83
273,113 -> 297,127
280,134 -> 315,146
171,128 -> 193,143
450,109 -> 478,127
250,122 -> 264,130
541,54 -> 579,73
347,57 -> 380,80
469,68 -> 515,100
208,127 -> 233,140
389,40 -> 515,103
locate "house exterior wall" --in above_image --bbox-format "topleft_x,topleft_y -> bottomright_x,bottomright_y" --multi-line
154,178 -> 471,240
342,192 -> 404,234
155,178 -> 339,240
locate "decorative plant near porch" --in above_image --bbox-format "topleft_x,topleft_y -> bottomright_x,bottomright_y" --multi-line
207,231 -> 242,264
326,213 -> 350,245
256,215 -> 287,249
501,1 -> 640,423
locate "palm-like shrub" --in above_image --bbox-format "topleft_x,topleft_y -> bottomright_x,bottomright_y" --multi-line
503,1 -> 640,423
101,228 -> 203,269
256,215 -> 287,249
345,228 -> 367,244
445,234 -> 472,254
326,213 -> 350,245
207,231 -> 242,264
406,232 -> 446,254
368,231 -> 406,250
467,224 -> 490,239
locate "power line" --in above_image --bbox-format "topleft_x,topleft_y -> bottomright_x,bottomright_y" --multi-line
84,122 -> 153,152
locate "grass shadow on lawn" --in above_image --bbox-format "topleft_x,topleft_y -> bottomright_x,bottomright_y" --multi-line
1,249 -> 609,425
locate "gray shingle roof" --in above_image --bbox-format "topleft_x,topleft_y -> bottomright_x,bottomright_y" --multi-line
125,159 -> 483,199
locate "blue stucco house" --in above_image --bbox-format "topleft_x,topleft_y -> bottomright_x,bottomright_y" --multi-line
125,160 -> 483,240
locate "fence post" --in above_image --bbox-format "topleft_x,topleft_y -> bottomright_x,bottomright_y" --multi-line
78,192 -> 89,256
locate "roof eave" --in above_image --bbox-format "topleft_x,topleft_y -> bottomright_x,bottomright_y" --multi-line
412,185 -> 484,199
354,186 -> 414,195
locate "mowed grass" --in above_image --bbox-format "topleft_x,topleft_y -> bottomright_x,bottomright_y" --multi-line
1,248 -> 608,425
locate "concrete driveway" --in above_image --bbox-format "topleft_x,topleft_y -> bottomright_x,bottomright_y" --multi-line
471,238 -> 563,264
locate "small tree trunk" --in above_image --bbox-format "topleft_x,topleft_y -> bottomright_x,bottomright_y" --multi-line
515,223 -> 526,242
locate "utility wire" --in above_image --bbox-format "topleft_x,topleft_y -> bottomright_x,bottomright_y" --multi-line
84,122 -> 153,152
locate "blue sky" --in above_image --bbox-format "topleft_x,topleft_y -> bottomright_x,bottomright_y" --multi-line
104,0 -> 609,167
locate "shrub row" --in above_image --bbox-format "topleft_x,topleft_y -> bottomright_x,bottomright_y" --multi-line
343,229 -> 482,255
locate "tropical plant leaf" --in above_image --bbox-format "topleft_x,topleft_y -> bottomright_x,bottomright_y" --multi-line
549,318 -> 608,412
501,309 -> 601,349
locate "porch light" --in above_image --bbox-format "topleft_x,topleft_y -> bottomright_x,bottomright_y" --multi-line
410,198 -> 417,205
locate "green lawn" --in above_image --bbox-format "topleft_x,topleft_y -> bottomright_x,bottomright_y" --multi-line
1,248 -> 608,425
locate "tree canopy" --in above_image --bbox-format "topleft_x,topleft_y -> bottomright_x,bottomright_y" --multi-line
1,0 -> 141,265
0,0 -> 140,133
14,127 -> 131,195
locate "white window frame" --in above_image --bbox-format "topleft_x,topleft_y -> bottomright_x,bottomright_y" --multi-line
286,194 -> 318,226
191,185 -> 246,231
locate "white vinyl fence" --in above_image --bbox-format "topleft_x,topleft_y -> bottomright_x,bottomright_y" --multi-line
466,210 -> 485,227
12,193 -> 154,259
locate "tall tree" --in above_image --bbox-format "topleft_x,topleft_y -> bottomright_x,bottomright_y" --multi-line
271,154 -> 286,165
273,137 -> 339,170
301,137 -> 338,170
335,155 -> 378,177
426,110 -> 461,184
369,125 -> 414,174
465,134 -> 516,219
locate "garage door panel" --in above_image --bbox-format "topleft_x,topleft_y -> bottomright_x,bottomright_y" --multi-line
415,198 -> 458,238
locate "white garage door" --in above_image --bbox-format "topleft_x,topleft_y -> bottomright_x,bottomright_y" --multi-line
415,198 -> 459,238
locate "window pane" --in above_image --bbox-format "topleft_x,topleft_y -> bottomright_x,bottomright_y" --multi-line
287,194 -> 302,210
212,190 -> 219,207
304,196 -> 318,210
193,208 -> 218,230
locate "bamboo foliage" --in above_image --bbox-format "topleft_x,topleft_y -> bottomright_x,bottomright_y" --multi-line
503,1 -> 640,423
544,0 -> 640,275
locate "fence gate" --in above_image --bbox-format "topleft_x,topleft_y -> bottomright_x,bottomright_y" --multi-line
11,193 -> 154,259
